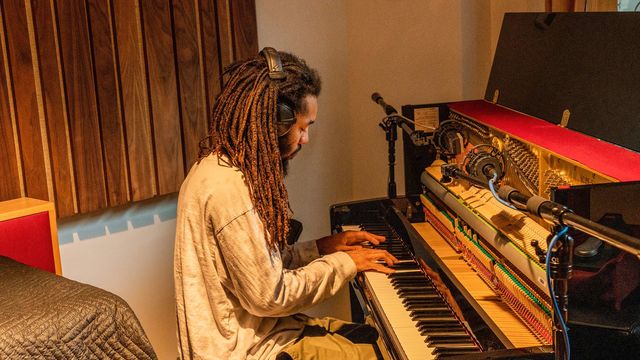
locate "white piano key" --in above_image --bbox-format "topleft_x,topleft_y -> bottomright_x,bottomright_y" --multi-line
364,271 -> 436,360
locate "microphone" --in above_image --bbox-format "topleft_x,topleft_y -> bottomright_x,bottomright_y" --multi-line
463,144 -> 505,182
434,121 -> 465,157
371,92 -> 398,115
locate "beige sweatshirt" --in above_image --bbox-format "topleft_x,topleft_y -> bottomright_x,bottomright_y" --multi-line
174,154 -> 357,359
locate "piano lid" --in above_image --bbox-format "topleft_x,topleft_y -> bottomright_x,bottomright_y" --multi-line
485,12 -> 640,154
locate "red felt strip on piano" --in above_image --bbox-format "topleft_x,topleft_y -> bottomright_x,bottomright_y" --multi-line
449,100 -> 640,182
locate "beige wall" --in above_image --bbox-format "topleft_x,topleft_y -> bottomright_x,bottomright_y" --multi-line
256,0 -> 352,241
346,0 -> 492,200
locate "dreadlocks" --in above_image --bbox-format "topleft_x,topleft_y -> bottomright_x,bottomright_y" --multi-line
202,51 -> 321,250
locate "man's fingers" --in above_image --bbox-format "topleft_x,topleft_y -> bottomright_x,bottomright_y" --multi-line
365,249 -> 398,266
339,245 -> 363,251
363,232 -> 385,245
345,231 -> 385,246
367,262 -> 395,274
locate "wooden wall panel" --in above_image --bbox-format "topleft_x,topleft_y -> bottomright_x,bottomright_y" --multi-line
2,0 -> 49,202
230,0 -> 258,61
0,0 -> 257,217
0,5 -> 22,201
216,0 -> 234,70
199,0 -> 222,117
88,0 -> 129,207
141,0 -> 184,192
57,0 -> 107,213
113,0 -> 155,201
32,0 -> 76,216
173,0 -> 207,170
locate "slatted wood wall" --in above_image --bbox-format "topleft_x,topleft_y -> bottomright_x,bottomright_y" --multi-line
0,0 -> 257,217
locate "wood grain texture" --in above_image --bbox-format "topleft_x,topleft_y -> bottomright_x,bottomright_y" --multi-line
0,5 -> 22,202
57,0 -> 107,212
113,0 -> 156,200
0,0 -> 257,216
199,0 -> 222,117
173,0 -> 207,170
215,0 -> 233,70
230,0 -> 257,61
2,0 -> 49,201
32,0 -> 75,216
88,0 -> 129,207
141,0 -> 184,193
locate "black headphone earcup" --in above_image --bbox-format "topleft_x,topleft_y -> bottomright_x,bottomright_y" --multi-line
276,102 -> 296,136
277,102 -> 295,125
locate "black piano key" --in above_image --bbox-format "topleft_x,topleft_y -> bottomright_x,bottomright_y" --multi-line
390,274 -> 428,281
417,319 -> 461,329
398,287 -> 437,294
402,293 -> 440,300
409,306 -> 450,313
391,276 -> 430,282
433,349 -> 480,359
431,343 -> 478,353
396,286 -> 436,293
406,302 -> 448,310
412,315 -> 458,323
391,278 -> 431,284
420,327 -> 467,336
389,271 -> 425,279
426,334 -> 474,345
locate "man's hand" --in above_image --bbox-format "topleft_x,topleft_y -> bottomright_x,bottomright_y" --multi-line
316,231 -> 385,255
346,248 -> 398,274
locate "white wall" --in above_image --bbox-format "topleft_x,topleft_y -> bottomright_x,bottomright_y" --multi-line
58,195 -> 178,360
346,0 -> 491,200
255,0 -> 352,241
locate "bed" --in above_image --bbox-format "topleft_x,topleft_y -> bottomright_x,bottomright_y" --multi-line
0,198 -> 157,359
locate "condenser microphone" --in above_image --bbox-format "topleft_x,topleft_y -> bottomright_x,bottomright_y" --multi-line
371,92 -> 398,115
464,145 -> 505,182
434,121 -> 465,157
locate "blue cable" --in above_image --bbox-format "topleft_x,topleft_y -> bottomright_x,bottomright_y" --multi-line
488,173 -> 518,210
488,173 -> 570,357
546,226 -> 571,360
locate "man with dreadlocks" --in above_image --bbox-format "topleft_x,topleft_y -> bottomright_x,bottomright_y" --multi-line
174,48 -> 397,360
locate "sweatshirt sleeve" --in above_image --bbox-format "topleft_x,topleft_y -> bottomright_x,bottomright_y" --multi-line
216,208 -> 357,317
281,240 -> 321,269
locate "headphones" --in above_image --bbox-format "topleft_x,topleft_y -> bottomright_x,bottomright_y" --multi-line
259,47 -> 296,135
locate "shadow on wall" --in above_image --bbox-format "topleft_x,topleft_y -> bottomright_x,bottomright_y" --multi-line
58,194 -> 179,360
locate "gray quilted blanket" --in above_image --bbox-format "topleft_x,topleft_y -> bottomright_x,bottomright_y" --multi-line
0,257 -> 157,359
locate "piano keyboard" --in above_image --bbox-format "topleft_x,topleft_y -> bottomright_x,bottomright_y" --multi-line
344,223 -> 481,359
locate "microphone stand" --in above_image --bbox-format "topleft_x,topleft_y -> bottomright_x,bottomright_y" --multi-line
547,225 -> 573,360
441,164 -> 640,360
372,93 -> 430,199
379,116 -> 398,198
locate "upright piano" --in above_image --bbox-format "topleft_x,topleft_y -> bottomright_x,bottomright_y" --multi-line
330,13 -> 640,360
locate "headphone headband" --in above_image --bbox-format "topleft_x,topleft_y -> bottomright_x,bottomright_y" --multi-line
260,47 -> 286,80
259,47 -> 295,135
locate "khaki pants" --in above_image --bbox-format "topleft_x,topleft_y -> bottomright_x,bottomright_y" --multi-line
277,316 -> 382,360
